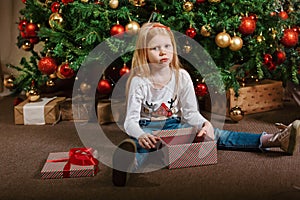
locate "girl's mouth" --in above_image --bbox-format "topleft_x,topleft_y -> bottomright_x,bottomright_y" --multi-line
160,58 -> 168,62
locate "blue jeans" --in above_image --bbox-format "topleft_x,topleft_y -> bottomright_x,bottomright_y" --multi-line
131,117 -> 263,171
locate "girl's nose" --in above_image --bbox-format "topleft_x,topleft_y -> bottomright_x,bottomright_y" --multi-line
159,50 -> 166,56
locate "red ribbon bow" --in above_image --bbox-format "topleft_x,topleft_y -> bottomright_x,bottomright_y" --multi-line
47,147 -> 99,178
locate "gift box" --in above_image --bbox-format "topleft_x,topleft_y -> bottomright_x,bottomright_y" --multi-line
205,79 -> 283,115
60,98 -> 93,122
153,127 -> 217,169
41,148 -> 99,179
97,99 -> 126,125
14,97 -> 65,125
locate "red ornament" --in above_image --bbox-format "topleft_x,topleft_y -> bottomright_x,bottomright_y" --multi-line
38,57 -> 57,75
20,31 -> 27,38
61,0 -> 74,5
196,0 -> 206,3
186,27 -> 197,38
238,16 -> 256,35
94,0 -> 104,5
268,61 -> 276,71
195,83 -> 208,97
278,11 -> 288,20
57,63 -> 75,79
25,23 -> 39,37
274,50 -> 286,65
110,23 -> 125,38
280,29 -> 299,48
119,64 -> 130,76
29,37 -> 39,44
22,0 -> 26,3
51,2 -> 60,13
263,54 -> 272,65
97,79 -> 112,95
18,19 -> 28,31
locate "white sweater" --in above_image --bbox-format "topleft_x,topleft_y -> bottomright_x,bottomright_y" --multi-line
124,68 -> 207,139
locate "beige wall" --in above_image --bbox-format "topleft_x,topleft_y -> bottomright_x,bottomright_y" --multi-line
0,0 -> 27,75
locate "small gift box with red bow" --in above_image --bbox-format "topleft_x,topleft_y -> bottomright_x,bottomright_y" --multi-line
153,127 -> 217,169
41,148 -> 99,179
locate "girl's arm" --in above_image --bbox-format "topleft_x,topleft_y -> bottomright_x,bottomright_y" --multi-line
179,70 -> 211,133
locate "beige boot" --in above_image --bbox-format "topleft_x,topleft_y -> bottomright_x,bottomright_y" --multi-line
269,120 -> 300,155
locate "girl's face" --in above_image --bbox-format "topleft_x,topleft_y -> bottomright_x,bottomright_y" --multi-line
146,34 -> 173,67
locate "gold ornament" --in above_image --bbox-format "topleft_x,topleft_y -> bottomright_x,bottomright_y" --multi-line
208,0 -> 221,3
271,28 -> 277,40
215,31 -> 231,48
49,13 -> 64,29
45,0 -> 54,7
49,73 -> 57,79
229,35 -> 243,51
109,0 -> 119,9
81,0 -> 89,2
183,1 -> 193,12
229,106 -> 244,122
26,87 -> 40,102
22,41 -> 33,51
200,25 -> 211,37
125,20 -> 140,35
46,79 -> 55,87
80,82 -> 91,94
3,75 -> 15,90
183,41 -> 192,53
129,0 -> 145,7
256,32 -> 265,43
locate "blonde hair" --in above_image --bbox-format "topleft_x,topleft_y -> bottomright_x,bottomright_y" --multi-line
126,22 -> 182,96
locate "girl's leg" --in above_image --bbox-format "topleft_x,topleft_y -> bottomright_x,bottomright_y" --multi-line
214,128 -> 263,151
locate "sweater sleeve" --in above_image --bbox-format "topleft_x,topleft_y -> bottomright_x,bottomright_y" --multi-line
179,70 -> 208,129
124,77 -> 146,139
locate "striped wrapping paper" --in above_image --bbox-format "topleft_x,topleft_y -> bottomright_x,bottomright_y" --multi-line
41,152 -> 98,179
155,128 -> 217,169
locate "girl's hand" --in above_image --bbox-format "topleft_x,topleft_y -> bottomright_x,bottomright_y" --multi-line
197,121 -> 215,140
138,134 -> 160,149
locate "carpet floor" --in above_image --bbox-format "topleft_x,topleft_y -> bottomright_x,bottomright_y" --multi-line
0,95 -> 299,200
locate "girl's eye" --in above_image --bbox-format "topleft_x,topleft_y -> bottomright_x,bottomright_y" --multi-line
151,47 -> 160,51
165,44 -> 172,48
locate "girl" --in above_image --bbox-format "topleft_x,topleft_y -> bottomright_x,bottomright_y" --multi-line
112,22 -> 300,186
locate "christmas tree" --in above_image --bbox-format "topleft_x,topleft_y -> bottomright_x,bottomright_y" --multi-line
6,0 -> 300,98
